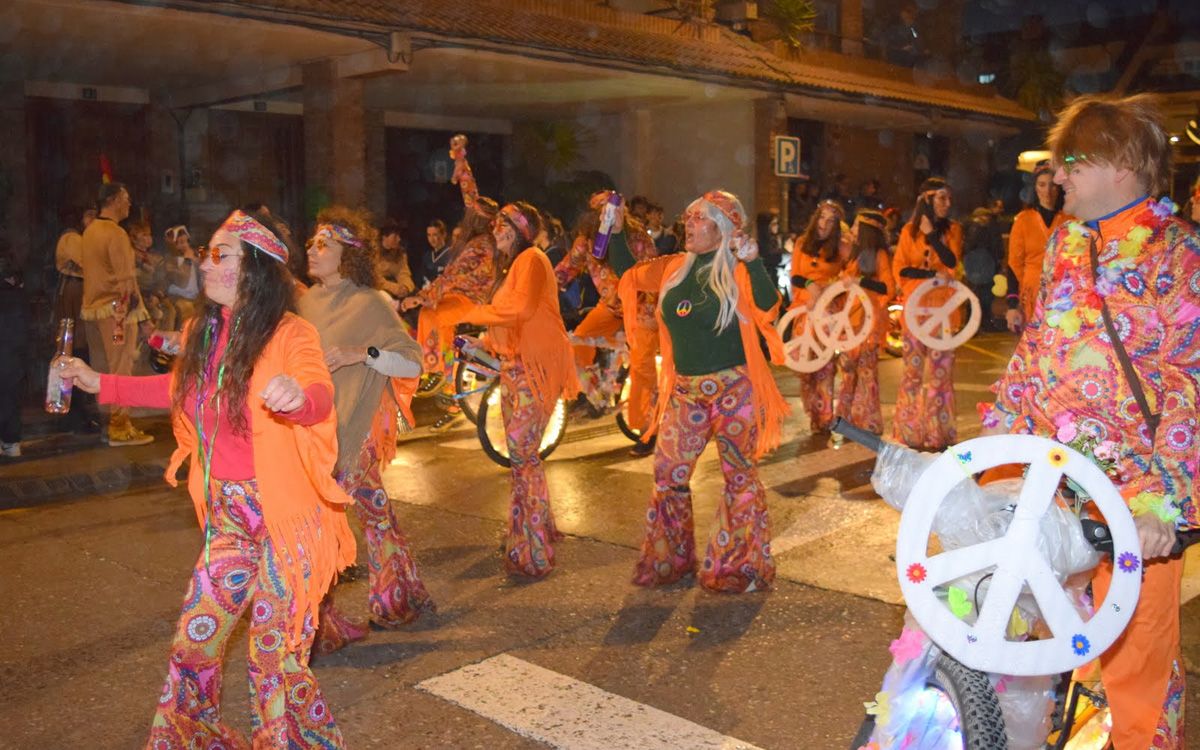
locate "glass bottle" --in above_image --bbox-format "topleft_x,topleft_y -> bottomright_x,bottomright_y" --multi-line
45,318 -> 74,414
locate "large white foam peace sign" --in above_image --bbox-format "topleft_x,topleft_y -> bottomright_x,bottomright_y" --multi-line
812,280 -> 875,352
903,278 -> 980,351
897,435 -> 1141,676
776,306 -> 833,373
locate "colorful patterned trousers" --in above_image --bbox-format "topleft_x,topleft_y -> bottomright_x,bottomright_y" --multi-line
314,442 -> 435,655
1093,555 -> 1186,749
500,359 -> 562,577
572,306 -> 657,431
796,359 -> 836,433
891,329 -> 956,450
146,479 -> 343,749
834,346 -> 883,434
633,366 -> 774,593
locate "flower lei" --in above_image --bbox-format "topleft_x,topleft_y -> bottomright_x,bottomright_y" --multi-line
1052,411 -> 1124,504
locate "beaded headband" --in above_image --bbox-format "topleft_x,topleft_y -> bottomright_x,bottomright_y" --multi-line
315,223 -> 363,248
219,210 -> 288,263
698,190 -> 745,231
499,204 -> 535,244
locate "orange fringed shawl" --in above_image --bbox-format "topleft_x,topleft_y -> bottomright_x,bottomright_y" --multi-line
618,255 -> 790,459
165,313 -> 356,652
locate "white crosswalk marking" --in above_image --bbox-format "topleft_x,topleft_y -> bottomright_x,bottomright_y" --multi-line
418,654 -> 765,750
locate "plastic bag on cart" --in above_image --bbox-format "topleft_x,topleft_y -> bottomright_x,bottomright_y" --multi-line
870,443 -> 1102,581
992,674 -> 1055,750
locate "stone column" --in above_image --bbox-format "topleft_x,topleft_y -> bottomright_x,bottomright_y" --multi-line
303,60 -> 367,209
753,97 -> 787,225
840,0 -> 865,56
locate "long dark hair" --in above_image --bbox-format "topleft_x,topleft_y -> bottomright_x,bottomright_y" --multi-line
906,176 -> 949,241
172,210 -> 297,435
853,210 -> 888,277
799,200 -> 844,262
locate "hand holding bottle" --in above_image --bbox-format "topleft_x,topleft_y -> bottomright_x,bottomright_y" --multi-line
56,357 -> 102,394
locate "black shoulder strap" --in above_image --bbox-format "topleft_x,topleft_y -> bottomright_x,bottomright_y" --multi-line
1088,235 -> 1161,439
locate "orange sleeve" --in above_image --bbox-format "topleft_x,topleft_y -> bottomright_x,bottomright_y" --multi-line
465,251 -> 545,326
1007,211 -> 1029,279
876,249 -> 895,299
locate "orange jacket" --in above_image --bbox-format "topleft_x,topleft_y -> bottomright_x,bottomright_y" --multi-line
465,247 -> 579,413
165,313 -> 356,651
1007,207 -> 1066,319
619,255 -> 790,459
842,249 -> 894,347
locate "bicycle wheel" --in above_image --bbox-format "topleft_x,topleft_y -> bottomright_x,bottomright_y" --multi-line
846,653 -> 1006,750
931,653 -> 1007,749
454,359 -> 492,424
476,380 -> 568,468
612,367 -> 642,442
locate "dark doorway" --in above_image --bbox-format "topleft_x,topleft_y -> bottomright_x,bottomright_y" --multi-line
384,128 -> 506,265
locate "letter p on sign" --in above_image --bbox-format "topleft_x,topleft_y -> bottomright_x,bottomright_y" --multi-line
773,136 -> 801,178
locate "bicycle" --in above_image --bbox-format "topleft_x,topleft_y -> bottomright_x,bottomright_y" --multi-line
831,418 -> 1200,750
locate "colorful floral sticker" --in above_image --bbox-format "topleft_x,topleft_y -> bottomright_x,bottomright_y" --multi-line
1071,634 -> 1091,656
1117,551 -> 1140,573
906,562 -> 927,584
1048,448 -> 1068,467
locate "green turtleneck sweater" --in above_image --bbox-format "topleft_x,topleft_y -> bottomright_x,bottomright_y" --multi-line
660,253 -> 779,376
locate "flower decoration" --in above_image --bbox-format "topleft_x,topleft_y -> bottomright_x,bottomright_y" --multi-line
1149,196 -> 1177,221
1130,491 -> 1182,524
888,628 -> 927,666
864,691 -> 891,727
906,563 -> 927,584
1048,448 -> 1067,468
1071,634 -> 1090,656
1117,551 -> 1140,574
948,586 -> 973,620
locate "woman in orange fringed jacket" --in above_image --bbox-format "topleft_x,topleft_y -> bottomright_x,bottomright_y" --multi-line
402,136 -> 501,431
462,201 -> 579,578
61,208 -> 353,747
618,190 -> 789,593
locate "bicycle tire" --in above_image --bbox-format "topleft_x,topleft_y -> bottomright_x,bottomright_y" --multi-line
612,367 -> 643,443
454,359 -> 491,425
476,380 -> 568,469
932,653 -> 1008,750
846,653 -> 1006,750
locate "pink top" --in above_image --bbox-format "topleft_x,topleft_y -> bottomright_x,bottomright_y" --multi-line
99,322 -> 331,480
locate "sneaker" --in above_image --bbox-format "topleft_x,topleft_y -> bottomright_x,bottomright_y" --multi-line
108,427 -> 154,447
828,433 -> 845,450
416,373 -> 444,396
429,409 -> 463,433
0,442 -> 20,458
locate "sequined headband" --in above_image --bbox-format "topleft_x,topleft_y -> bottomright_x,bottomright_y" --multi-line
219,210 -> 288,264
699,190 -> 745,231
315,223 -> 363,248
500,204 -> 534,244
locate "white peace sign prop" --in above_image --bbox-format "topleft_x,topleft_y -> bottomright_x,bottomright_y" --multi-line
897,435 -> 1141,676
903,278 -> 981,351
812,280 -> 875,352
775,306 -> 833,373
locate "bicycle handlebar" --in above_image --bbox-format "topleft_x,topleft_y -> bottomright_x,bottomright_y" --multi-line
830,417 -> 883,453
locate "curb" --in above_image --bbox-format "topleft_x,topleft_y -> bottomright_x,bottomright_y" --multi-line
0,460 -> 168,510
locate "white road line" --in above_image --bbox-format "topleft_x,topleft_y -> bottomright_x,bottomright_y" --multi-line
417,654 -> 764,750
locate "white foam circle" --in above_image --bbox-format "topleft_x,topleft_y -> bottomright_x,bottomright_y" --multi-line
897,434 -> 1141,676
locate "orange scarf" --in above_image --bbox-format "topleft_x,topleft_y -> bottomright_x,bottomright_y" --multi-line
619,255 -> 790,458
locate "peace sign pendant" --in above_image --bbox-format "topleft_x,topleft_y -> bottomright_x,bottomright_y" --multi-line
675,299 -> 693,317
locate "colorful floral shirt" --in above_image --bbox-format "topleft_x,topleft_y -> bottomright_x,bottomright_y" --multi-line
985,197 -> 1200,528
555,231 -> 658,326
415,235 -> 495,306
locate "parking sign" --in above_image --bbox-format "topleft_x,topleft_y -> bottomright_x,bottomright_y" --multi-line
773,136 -> 801,178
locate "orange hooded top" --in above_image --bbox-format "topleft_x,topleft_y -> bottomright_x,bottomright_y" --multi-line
1007,206 -> 1067,318
165,313 -> 356,651
619,254 -> 790,459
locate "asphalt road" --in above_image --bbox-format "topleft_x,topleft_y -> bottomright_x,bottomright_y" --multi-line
2,331 -> 1198,749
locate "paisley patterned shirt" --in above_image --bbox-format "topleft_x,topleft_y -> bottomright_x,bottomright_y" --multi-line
555,231 -> 659,326
986,197 -> 1200,528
